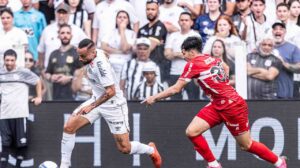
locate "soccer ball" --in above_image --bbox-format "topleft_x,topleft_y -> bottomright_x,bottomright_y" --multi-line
38,161 -> 58,168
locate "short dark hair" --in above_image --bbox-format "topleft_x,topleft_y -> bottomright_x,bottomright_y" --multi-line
0,8 -> 14,17
181,36 -> 202,52
3,49 -> 17,59
59,23 -> 72,32
180,12 -> 192,19
78,39 -> 95,49
250,0 -> 265,6
276,2 -> 289,10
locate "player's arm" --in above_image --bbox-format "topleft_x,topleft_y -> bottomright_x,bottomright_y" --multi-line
141,79 -> 188,105
32,79 -> 43,106
77,84 -> 116,115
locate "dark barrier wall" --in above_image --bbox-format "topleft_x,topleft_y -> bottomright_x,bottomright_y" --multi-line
3,101 -> 300,168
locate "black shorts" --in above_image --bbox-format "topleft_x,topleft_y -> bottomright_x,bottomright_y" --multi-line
0,118 -> 28,147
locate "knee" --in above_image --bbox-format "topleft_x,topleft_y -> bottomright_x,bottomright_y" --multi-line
63,124 -> 76,134
185,127 -> 201,138
117,145 -> 131,154
239,141 -> 252,151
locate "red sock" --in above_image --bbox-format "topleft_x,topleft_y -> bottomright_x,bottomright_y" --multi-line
189,135 -> 216,162
247,140 -> 278,164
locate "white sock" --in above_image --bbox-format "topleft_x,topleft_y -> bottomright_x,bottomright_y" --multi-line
274,157 -> 283,167
208,160 -> 220,167
130,141 -> 154,155
61,132 -> 76,166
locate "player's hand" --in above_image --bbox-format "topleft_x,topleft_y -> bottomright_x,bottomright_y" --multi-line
77,104 -> 94,115
140,96 -> 156,106
31,97 -> 42,106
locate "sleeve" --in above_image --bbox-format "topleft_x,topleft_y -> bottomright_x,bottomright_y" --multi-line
179,62 -> 198,82
95,55 -> 115,87
22,69 -> 40,86
292,47 -> 300,63
193,17 -> 201,31
37,29 -> 46,53
271,57 -> 283,70
92,8 -> 100,29
45,53 -> 54,74
165,33 -> 174,49
83,0 -> 96,14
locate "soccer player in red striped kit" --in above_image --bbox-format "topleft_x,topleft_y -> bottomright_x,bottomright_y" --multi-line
142,36 -> 287,168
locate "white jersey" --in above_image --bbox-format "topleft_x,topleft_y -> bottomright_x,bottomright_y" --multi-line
85,49 -> 126,107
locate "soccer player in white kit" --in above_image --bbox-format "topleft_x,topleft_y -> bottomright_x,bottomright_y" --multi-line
60,39 -> 162,168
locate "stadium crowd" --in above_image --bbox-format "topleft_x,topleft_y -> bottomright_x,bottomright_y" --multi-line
1,0 -> 300,101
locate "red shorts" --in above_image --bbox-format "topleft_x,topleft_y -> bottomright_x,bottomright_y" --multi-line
197,98 -> 249,136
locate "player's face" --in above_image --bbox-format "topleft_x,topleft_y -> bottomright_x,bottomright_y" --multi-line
136,45 -> 150,61
260,39 -> 274,55
290,1 -> 300,18
207,0 -> 220,12
182,49 -> 193,61
143,71 -> 156,83
251,1 -> 265,17
179,14 -> 193,31
56,11 -> 69,25
1,12 -> 13,31
272,25 -> 286,44
68,0 -> 80,8
236,0 -> 250,11
4,55 -> 16,71
212,41 -> 224,58
276,6 -> 289,22
116,12 -> 129,27
217,19 -> 231,36
58,26 -> 72,46
146,3 -> 159,22
25,52 -> 34,69
77,47 -> 96,65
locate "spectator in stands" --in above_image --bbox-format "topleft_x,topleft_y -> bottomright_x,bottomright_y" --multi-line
232,0 -> 251,36
129,0 -> 151,28
120,37 -> 161,100
202,15 -> 241,62
211,39 -> 235,86
243,0 -> 272,52
24,50 -> 46,99
176,0 -> 202,18
37,3 -> 87,69
56,0 -> 96,20
65,0 -> 91,38
92,0 -> 139,48
71,67 -> 92,101
194,0 -> 222,46
44,24 -> 82,100
14,0 -> 47,61
272,21 -> 300,99
101,10 -> 136,82
0,8 -> 28,68
275,3 -> 300,47
137,0 -> 169,82
0,49 -> 42,168
247,35 -> 282,99
164,12 -> 200,100
38,0 -> 55,24
288,0 -> 300,26
133,61 -> 164,100
159,0 -> 184,33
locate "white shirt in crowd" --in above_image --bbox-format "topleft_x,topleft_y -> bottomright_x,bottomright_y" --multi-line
129,0 -> 148,28
54,0 -> 96,14
86,49 -> 126,107
0,27 -> 28,68
93,0 -> 138,48
165,30 -> 200,75
176,0 -> 203,13
37,22 -> 87,68
159,4 -> 184,31
102,28 -> 136,81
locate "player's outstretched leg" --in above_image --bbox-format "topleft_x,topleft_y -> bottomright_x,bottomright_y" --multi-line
235,131 -> 287,168
113,133 -> 162,168
186,117 -> 222,168
60,116 -> 90,168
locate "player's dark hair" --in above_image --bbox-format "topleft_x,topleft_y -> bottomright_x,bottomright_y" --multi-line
3,49 -> 17,59
181,36 -> 202,52
78,38 -> 95,49
277,2 -> 289,9
0,7 -> 14,17
180,12 -> 192,19
59,23 -> 72,32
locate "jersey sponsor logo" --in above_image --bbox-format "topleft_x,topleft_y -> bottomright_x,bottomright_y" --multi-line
265,60 -> 272,67
66,56 -> 74,63
210,62 -> 228,82
96,61 -> 107,77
